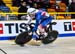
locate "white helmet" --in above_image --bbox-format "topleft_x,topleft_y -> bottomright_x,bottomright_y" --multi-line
27,8 -> 36,14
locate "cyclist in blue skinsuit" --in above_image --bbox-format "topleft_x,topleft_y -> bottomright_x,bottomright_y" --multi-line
27,8 -> 53,40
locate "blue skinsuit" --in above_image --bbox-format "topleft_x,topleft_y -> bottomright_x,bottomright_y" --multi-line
32,10 -> 53,39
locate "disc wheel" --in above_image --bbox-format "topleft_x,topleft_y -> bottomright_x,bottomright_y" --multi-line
42,30 -> 58,44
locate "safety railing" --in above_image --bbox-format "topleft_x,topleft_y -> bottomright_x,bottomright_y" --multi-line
0,12 -> 75,20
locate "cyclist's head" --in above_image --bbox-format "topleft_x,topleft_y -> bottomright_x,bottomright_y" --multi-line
27,8 -> 38,18
27,8 -> 37,15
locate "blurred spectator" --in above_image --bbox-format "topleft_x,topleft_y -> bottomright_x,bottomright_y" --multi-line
0,5 -> 10,12
33,0 -> 38,3
0,0 -> 6,6
72,0 -> 75,3
37,0 -> 44,8
18,1 -> 28,20
57,2 -> 67,12
44,1 -> 51,9
0,0 -> 10,20
61,0 -> 69,6
33,3 -> 39,9
69,0 -> 72,4
44,0 -> 49,2
27,0 -> 34,7
33,0 -> 40,3
68,1 -> 75,19
0,0 -> 10,13
36,0 -> 47,11
49,0 -> 56,10
49,0 -> 56,6
12,0 -> 23,7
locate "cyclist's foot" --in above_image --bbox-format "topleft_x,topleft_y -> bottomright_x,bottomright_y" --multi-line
28,32 -> 32,35
43,32 -> 48,37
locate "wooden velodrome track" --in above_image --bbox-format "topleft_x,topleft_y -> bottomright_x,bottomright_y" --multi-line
0,37 -> 75,54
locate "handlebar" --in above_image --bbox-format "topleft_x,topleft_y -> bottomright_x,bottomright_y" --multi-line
49,22 -> 57,25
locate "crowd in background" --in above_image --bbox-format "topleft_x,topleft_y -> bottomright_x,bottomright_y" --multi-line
0,0 -> 75,20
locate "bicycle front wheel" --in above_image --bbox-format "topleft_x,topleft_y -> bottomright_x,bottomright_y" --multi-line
15,31 -> 32,45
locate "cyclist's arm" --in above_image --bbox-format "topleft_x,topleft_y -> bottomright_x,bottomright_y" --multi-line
32,13 -> 42,32
26,15 -> 32,24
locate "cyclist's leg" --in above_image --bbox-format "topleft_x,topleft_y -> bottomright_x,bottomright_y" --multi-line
32,25 -> 39,40
32,32 -> 39,40
38,17 -> 52,36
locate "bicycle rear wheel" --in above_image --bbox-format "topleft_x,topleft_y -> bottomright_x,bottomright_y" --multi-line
42,30 -> 58,44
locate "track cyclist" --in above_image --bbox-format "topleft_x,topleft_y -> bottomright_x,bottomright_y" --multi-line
27,8 -> 54,40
